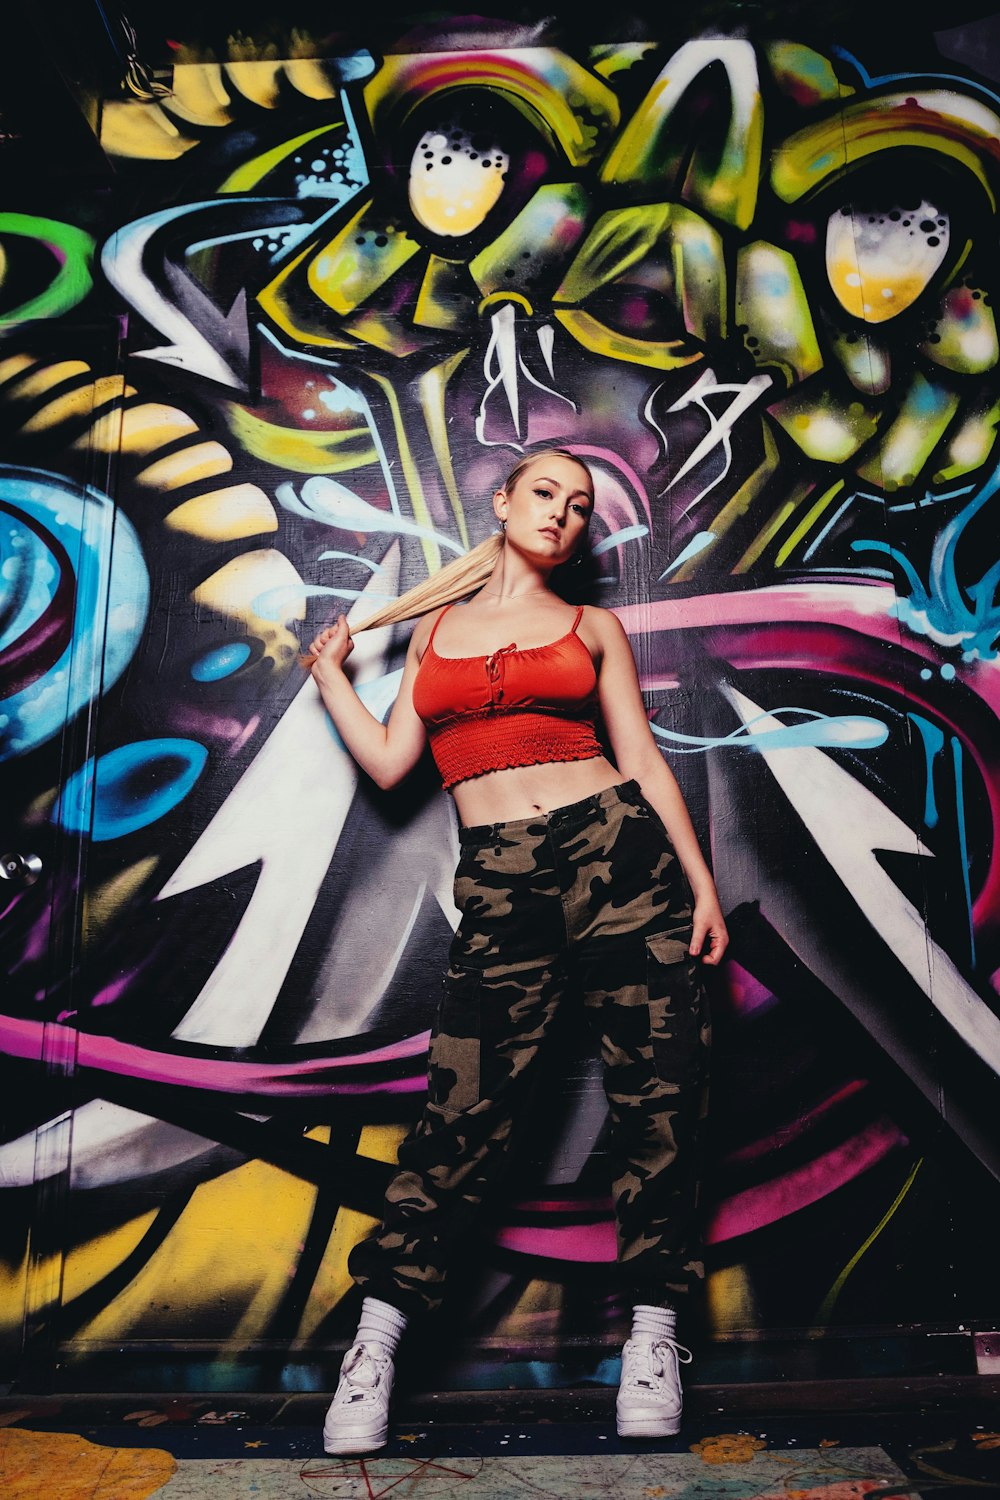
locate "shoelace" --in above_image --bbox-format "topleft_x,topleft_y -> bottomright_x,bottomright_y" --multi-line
341,1344 -> 382,1391
649,1337 -> 693,1378
626,1336 -> 693,1386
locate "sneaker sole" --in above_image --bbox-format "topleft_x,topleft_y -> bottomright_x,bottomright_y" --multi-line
617,1415 -> 681,1438
323,1422 -> 388,1456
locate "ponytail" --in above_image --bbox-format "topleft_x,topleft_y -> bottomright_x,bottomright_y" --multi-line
351,532 -> 503,633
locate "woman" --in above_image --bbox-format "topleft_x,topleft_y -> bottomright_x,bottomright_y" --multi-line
304,448 -> 727,1455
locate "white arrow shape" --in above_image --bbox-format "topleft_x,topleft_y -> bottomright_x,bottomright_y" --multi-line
161,557 -> 401,1046
726,687 -> 1000,1078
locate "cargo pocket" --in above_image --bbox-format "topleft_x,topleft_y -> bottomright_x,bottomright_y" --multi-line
427,963 -> 482,1115
644,931 -> 702,1084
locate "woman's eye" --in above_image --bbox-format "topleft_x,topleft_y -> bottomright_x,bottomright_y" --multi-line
535,488 -> 552,499
572,504 -> 589,517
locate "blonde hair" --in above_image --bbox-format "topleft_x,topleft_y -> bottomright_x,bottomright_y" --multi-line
351,448 -> 594,635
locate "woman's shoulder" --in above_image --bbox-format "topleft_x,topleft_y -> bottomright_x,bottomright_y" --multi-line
577,603 -> 626,637
410,604 -> 452,656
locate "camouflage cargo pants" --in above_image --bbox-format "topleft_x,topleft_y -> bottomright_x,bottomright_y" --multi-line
349,779 -> 711,1314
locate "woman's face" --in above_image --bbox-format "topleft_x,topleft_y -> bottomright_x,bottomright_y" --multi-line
494,454 -> 594,567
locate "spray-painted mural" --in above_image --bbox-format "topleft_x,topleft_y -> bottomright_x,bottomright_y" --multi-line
3,16 -> 1000,1389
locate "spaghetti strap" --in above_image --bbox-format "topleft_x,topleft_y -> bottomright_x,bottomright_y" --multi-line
569,605 -> 585,634
426,603 -> 455,650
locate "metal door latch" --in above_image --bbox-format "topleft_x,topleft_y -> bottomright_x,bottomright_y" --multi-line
0,851 -> 43,887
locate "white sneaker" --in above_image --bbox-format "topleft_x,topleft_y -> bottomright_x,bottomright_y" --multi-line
616,1334 -> 692,1438
322,1342 -> 394,1455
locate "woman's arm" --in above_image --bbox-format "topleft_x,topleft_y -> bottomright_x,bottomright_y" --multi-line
308,614 -> 430,790
589,608 -> 729,965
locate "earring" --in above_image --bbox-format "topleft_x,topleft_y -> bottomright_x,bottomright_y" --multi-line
572,550 -> 583,566
498,518 -> 507,533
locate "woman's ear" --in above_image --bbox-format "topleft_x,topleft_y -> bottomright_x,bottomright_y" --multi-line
492,488 -> 508,526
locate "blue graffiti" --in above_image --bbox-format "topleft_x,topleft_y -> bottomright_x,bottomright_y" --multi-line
252,583 -> 397,621
191,643 -> 252,682
317,551 -> 385,571
1,510 -> 59,650
659,529 -> 715,579
852,459 -> 1000,660
324,669 -> 404,746
652,706 -> 888,753
908,713 -> 945,829
0,468 -> 149,761
953,736 -> 976,968
54,739 -> 209,841
275,476 -> 466,554
592,525 -> 649,555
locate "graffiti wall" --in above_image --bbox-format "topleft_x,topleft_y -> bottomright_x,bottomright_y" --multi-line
3,11 -> 1000,1390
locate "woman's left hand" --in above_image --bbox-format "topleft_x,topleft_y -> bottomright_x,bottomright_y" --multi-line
689,893 -> 729,966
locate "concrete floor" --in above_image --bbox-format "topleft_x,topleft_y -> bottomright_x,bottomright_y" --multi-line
3,1390 -> 1000,1498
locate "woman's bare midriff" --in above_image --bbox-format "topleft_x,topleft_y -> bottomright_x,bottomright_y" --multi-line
450,755 -> 625,828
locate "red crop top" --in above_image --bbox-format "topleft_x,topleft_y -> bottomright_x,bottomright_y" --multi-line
412,604 -> 603,789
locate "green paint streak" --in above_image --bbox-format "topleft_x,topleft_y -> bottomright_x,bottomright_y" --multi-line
0,214 -> 95,323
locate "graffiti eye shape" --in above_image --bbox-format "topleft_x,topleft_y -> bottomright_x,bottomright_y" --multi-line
409,123 -> 511,237
583,283 -> 686,343
826,199 -> 951,323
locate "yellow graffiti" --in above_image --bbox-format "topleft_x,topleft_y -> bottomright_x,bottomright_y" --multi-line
733,478 -> 814,573
219,123 -> 342,193
773,89 -> 1000,209
166,483 -> 278,541
816,1159 -> 924,1326
921,283 -> 999,374
706,1262 -> 757,1331
85,402 -> 199,455
0,353 -> 38,385
856,371 -> 960,489
167,61 -> 233,128
826,326 -> 890,397
19,375 -> 134,435
296,1123 -> 408,1340
775,479 -> 847,567
935,394 -> 1000,482
83,858 -> 160,944
225,402 -> 377,474
770,383 -> 880,464
417,352 -> 472,550
135,441 -> 234,490
62,1211 -> 160,1307
469,185 -> 590,298
101,101 -> 198,161
192,548 -> 305,664
553,308 -> 702,371
735,241 -> 822,385
765,41 -> 850,105
6,361 -> 90,398
307,202 -> 421,317
555,201 -> 678,304
72,1155 -> 322,1348
601,39 -> 763,230
409,133 -> 508,237
365,50 -> 619,169
0,1244 -> 28,1341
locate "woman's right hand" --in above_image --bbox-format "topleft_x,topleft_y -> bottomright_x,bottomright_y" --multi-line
304,615 -> 354,676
